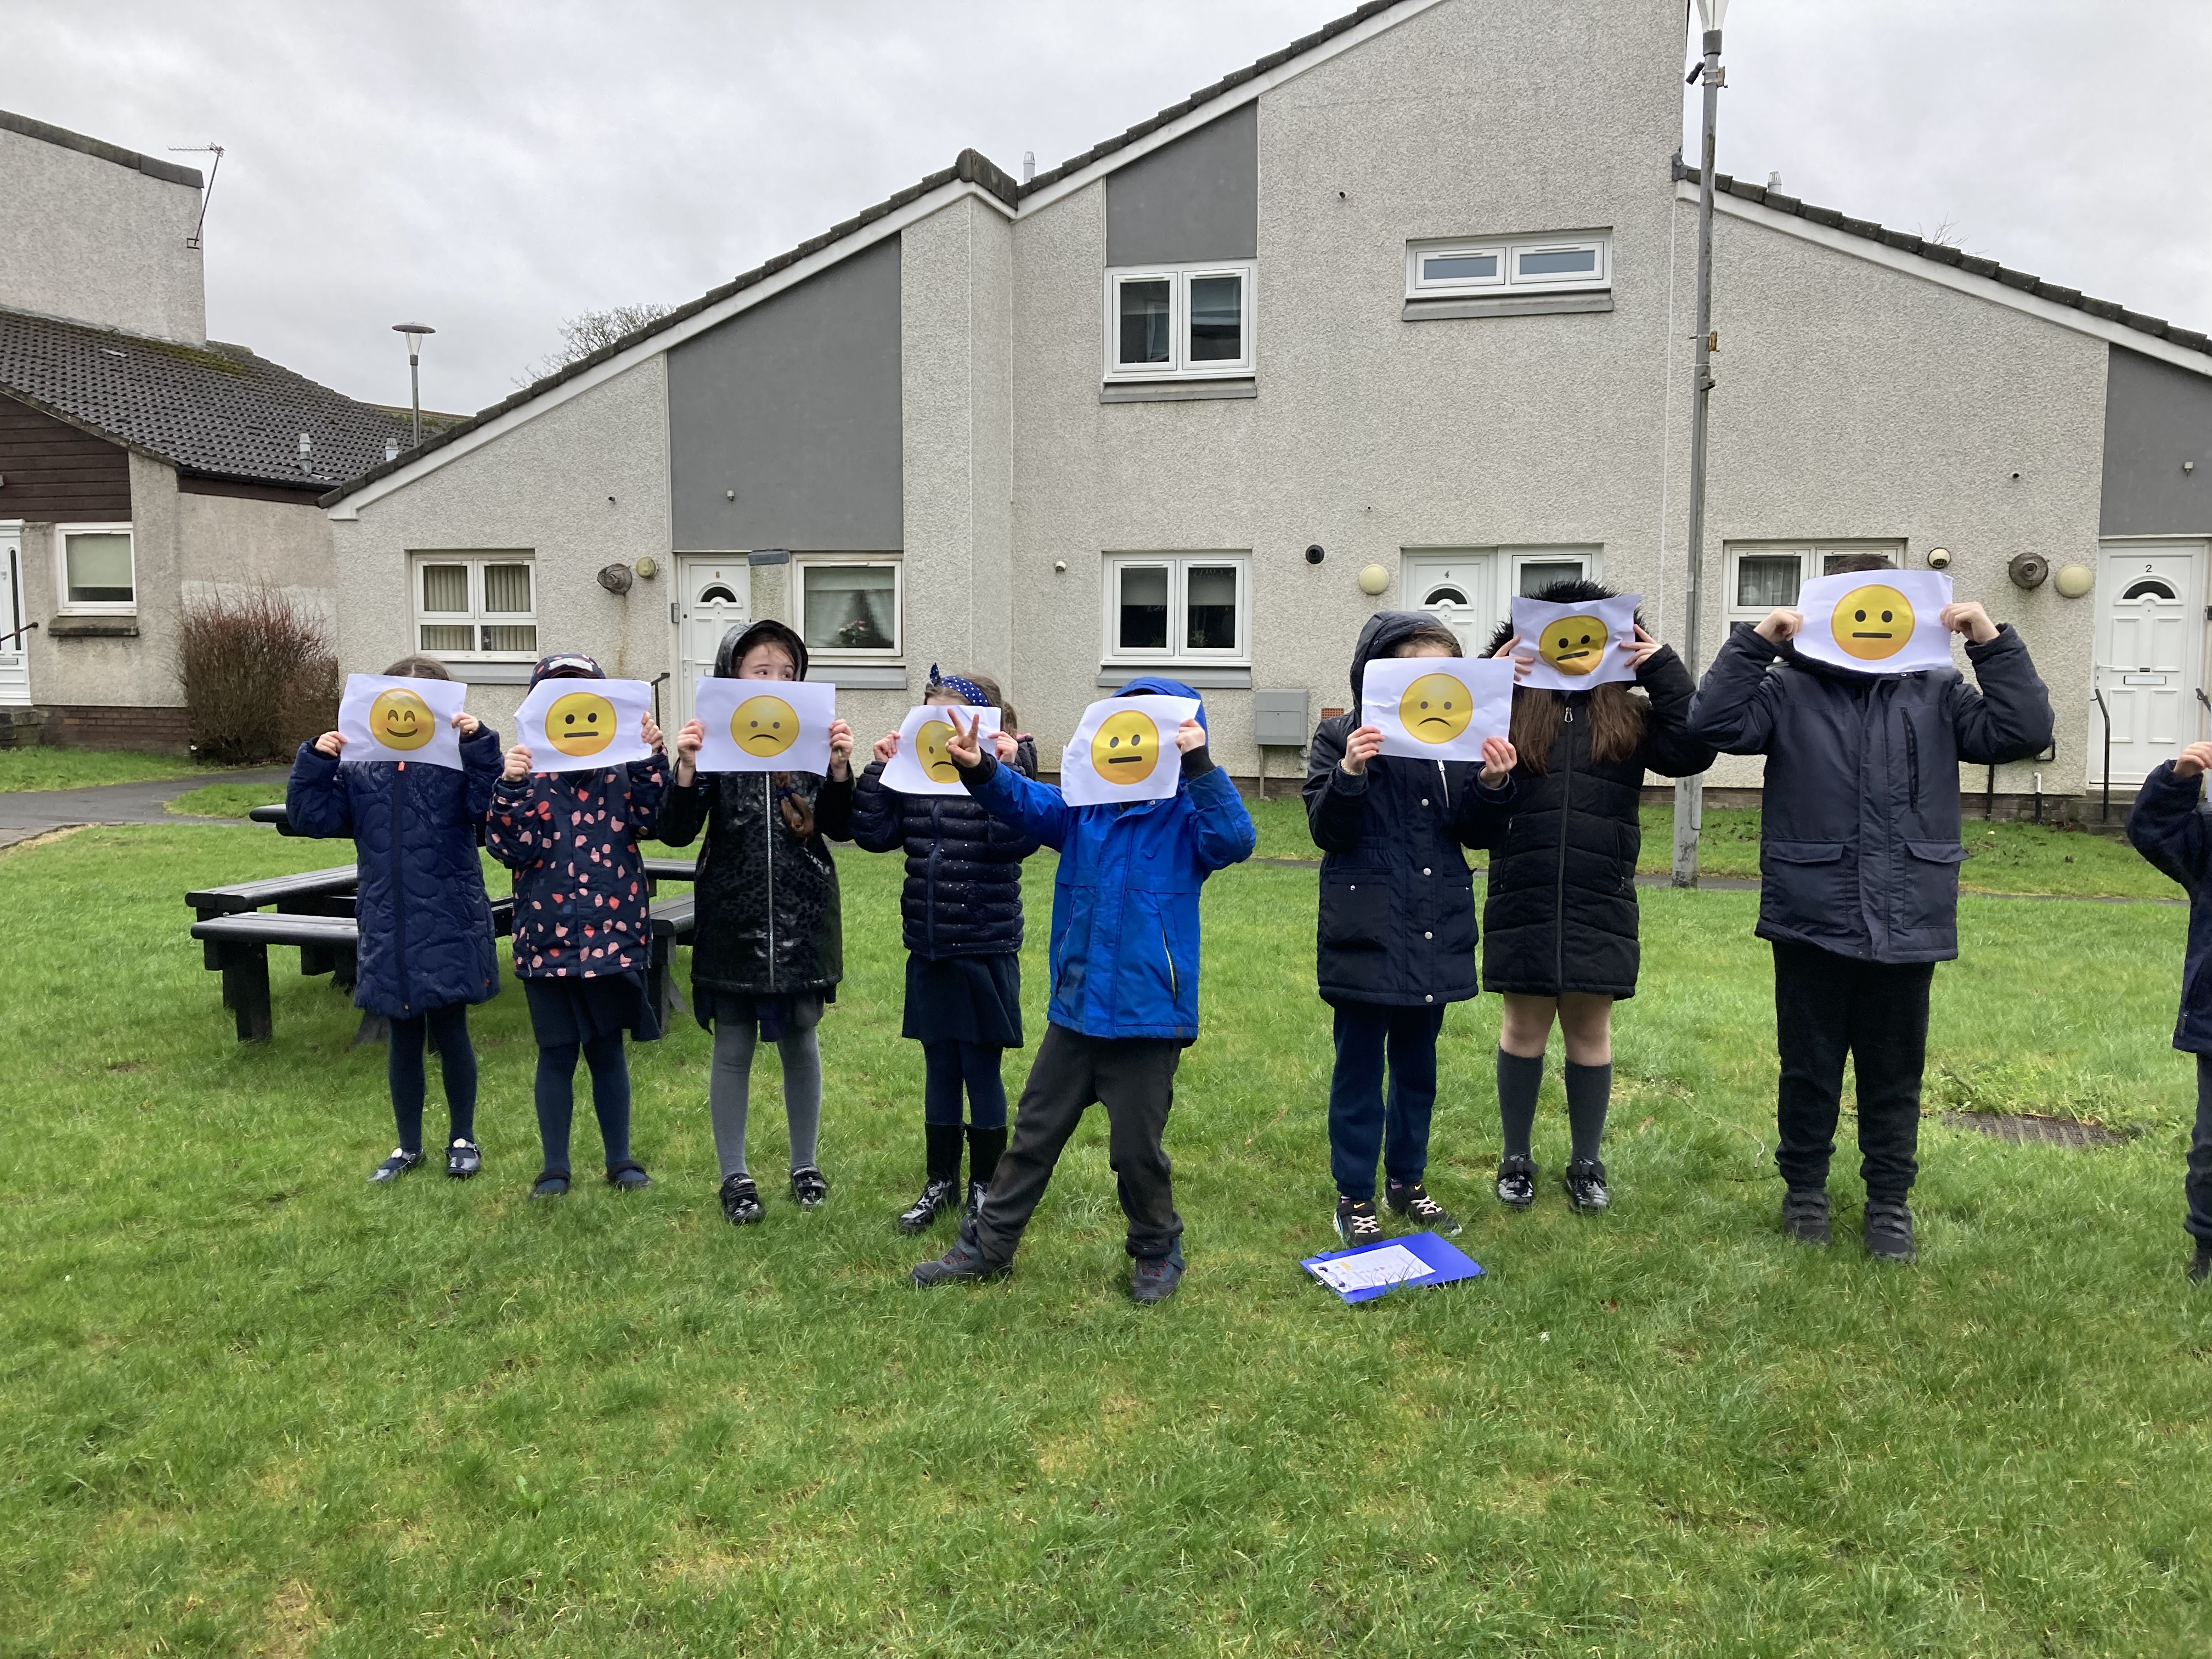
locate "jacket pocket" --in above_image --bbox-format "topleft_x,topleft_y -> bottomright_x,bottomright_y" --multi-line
1901,838 -> 1968,940
1319,873 -> 1391,951
1759,839 -> 1853,943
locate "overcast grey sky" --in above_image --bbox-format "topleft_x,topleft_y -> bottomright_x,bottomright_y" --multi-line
8,1 -> 2205,416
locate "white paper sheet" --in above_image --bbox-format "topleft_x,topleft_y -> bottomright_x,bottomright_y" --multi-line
514,677 -> 654,773
336,673 -> 468,769
1309,1243 -> 1438,1294
692,676 -> 837,775
1509,592 -> 1641,692
882,704 -> 1001,797
1058,695 -> 1200,807
1791,570 -> 1955,676
1358,656 -> 1515,763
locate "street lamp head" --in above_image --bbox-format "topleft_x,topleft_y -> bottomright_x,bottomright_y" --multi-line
1694,0 -> 1730,32
391,323 -> 436,359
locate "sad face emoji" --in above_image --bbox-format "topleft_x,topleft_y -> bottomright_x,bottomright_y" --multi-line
1538,615 -> 1608,676
369,687 -> 435,751
915,720 -> 962,783
733,695 -> 799,758
1089,708 -> 1160,783
1402,673 -> 1474,745
1831,584 -> 1915,661
545,690 -> 618,758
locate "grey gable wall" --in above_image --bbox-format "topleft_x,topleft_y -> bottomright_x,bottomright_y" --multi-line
667,236 -> 902,551
2101,346 -> 2212,537
1104,103 -> 1257,267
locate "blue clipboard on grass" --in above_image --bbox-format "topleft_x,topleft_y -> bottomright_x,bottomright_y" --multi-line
1301,1231 -> 1484,1304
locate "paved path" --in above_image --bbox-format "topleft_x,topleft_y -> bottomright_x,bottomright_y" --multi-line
0,768 -> 285,850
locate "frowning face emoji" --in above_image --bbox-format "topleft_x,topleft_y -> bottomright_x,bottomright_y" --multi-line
1402,673 -> 1474,744
1832,584 -> 1915,661
733,695 -> 799,758
545,690 -> 617,757
1538,616 -> 1608,676
369,687 -> 435,751
1088,708 -> 1160,783
915,719 -> 961,783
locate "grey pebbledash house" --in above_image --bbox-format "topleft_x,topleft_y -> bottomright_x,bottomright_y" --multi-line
0,110 -> 408,748
319,0 -> 2212,808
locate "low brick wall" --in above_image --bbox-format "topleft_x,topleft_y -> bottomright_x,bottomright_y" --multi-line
37,704 -> 193,753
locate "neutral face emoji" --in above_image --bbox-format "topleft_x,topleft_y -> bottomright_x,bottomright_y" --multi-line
545,690 -> 618,758
1538,615 -> 1608,675
1402,673 -> 1475,744
915,719 -> 961,783
1832,584 -> 1915,661
733,694 -> 799,758
1089,708 -> 1160,782
369,687 -> 435,751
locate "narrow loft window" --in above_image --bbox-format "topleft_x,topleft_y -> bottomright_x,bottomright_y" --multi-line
1418,250 -> 1500,286
1515,244 -> 1600,280
1407,233 -> 1611,299
1105,264 -> 1256,380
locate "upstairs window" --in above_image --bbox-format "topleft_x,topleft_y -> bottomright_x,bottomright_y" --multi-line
1105,264 -> 1256,380
413,552 -> 537,657
1407,232 -> 1611,299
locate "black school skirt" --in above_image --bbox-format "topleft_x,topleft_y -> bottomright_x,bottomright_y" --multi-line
522,969 -> 659,1047
901,952 -> 1023,1049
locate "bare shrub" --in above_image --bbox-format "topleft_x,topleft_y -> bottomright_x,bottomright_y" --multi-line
175,586 -> 340,763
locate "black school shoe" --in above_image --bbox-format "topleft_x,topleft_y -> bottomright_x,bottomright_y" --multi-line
911,1234 -> 1009,1287
897,1177 -> 961,1234
445,1139 -> 482,1180
1863,1200 -> 1916,1263
606,1160 -> 650,1190
531,1167 -> 571,1199
720,1174 -> 764,1226
2190,1244 -> 2211,1284
1335,1197 -> 1384,1246
1781,1187 -> 1831,1245
369,1148 -> 424,1184
791,1166 -> 829,1209
1386,1180 -> 1463,1236
1130,1244 -> 1186,1305
1494,1155 -> 1537,1210
1562,1161 -> 1611,1215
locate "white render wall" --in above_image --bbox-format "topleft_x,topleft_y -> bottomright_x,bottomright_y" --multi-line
0,126 -> 206,345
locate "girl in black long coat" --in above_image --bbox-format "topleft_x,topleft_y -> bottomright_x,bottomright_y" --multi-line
1482,580 -> 1714,1214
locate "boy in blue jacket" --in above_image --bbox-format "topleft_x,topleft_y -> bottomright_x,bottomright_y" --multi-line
910,677 -> 1257,1303
2125,740 -> 2212,1283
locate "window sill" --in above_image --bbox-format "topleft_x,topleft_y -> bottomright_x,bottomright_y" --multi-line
442,660 -> 537,685
1099,377 -> 1256,404
47,616 -> 140,638
1402,292 -> 1613,320
815,664 -> 910,690
1096,665 -> 1252,689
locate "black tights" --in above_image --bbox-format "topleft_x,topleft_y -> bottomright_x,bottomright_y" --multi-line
534,1032 -> 631,1173
388,1005 -> 477,1154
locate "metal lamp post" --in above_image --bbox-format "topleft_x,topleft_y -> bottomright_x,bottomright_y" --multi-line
1671,0 -> 1729,888
391,323 -> 436,448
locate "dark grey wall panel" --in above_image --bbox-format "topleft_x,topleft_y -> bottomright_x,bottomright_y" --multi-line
2101,345 -> 2212,536
668,236 -> 902,551
1104,104 -> 1257,268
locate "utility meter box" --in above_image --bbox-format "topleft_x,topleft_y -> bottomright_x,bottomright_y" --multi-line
1253,689 -> 1311,747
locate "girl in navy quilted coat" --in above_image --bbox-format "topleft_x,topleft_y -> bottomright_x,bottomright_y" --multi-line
288,655 -> 503,1185
852,666 -> 1041,1234
486,653 -> 668,1198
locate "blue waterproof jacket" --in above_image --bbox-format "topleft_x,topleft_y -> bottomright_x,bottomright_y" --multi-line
285,728 -> 504,1019
963,677 -> 1256,1041
2127,761 -> 2212,1054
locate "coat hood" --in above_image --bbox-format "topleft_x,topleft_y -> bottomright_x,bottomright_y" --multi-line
715,618 -> 810,680
1348,612 -> 1455,702
1481,578 -> 1641,659
1116,674 -> 1207,732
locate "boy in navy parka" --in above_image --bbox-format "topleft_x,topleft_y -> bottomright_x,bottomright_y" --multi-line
2126,740 -> 2212,1283
910,676 -> 1256,1303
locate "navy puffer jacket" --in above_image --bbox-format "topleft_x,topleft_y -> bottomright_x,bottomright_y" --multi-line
2126,762 -> 2212,1054
285,727 -> 504,1019
850,737 -> 1042,958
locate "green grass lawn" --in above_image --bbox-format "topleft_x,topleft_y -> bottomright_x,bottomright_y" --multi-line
166,780 -> 290,819
5,826 -> 2211,1654
0,748 -> 212,792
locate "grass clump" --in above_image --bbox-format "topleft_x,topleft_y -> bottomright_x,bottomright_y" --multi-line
0,747 -> 209,792
166,778 -> 290,819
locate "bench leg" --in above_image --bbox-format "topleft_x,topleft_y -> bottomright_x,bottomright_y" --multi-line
332,945 -> 358,992
218,941 -> 273,1043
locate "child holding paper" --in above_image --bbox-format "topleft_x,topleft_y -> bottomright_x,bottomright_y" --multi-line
665,620 -> 856,1226
1304,614 -> 1518,1245
1687,554 -> 2053,1261
910,678 -> 1256,1303
289,655 -> 504,1183
851,665 -> 1041,1233
1482,581 -> 1714,1214
486,653 -> 669,1197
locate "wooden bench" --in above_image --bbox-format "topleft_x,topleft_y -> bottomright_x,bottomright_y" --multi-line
646,893 -> 697,1024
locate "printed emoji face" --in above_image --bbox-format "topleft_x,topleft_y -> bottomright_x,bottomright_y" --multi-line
1538,615 -> 1608,675
1402,673 -> 1474,744
733,694 -> 799,758
915,719 -> 961,783
1089,708 -> 1160,782
1832,584 -> 1915,661
369,687 -> 435,751
545,690 -> 618,757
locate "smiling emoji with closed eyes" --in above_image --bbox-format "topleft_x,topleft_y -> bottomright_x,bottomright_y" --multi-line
1538,615 -> 1609,676
544,690 -> 617,757
369,687 -> 435,751
1089,708 -> 1160,783
1832,584 -> 1915,661
1402,673 -> 1474,744
733,694 -> 799,758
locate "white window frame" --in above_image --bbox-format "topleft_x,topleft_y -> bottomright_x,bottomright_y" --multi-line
1406,232 -> 1611,300
1103,262 -> 1257,382
1724,541 -> 1909,625
794,554 -> 903,662
54,522 -> 136,615
1102,552 -> 1252,665
410,550 -> 538,661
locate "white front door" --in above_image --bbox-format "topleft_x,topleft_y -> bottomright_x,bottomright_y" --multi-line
1404,552 -> 1496,653
674,555 -> 751,730
0,525 -> 29,708
2093,540 -> 2208,786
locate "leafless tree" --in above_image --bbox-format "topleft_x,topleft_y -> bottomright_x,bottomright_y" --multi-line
516,303 -> 673,385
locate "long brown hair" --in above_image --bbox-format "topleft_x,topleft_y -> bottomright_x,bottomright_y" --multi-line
1508,682 -> 1647,773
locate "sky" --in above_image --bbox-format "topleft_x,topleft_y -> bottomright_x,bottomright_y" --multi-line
7,0 -> 2206,416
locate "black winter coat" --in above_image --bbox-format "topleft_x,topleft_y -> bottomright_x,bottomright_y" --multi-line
1304,612 -> 1516,1007
1688,622 -> 2053,963
2126,761 -> 2212,1054
849,737 -> 1041,959
658,769 -> 855,996
1483,645 -> 1713,1000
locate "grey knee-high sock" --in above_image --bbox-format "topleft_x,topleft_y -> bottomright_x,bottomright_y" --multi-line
1497,1049 -> 1544,1159
1565,1061 -> 1612,1165
709,1022 -> 760,1180
780,1026 -> 822,1171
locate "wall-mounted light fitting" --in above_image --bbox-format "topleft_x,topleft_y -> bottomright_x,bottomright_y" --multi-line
1357,563 -> 1390,596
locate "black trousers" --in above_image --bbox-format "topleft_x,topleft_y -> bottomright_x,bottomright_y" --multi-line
2189,1055 -> 2212,1245
1772,941 -> 1934,1204
965,1024 -> 1183,1264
